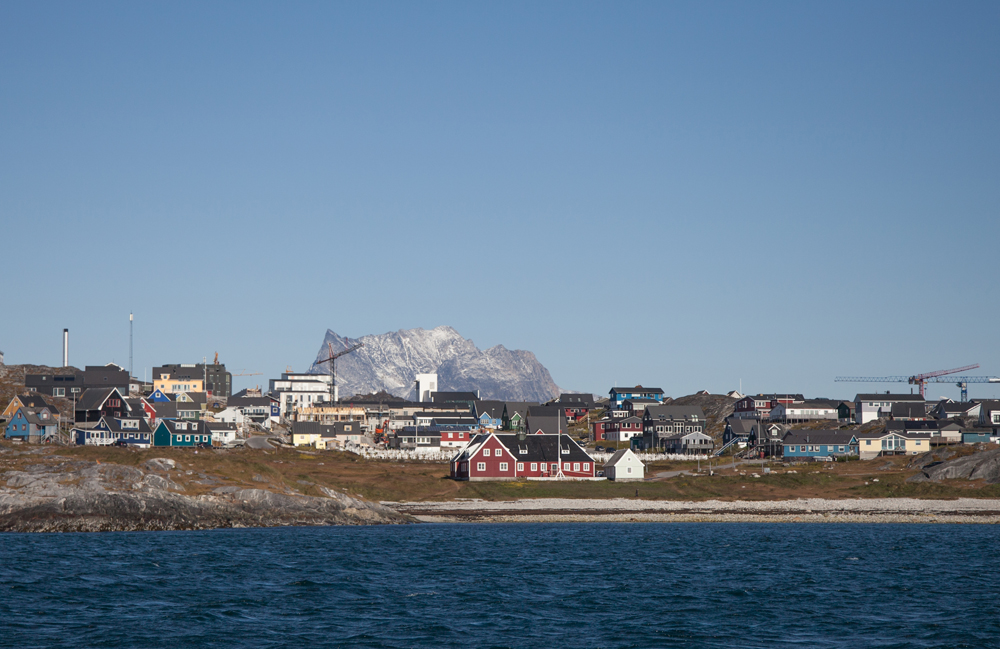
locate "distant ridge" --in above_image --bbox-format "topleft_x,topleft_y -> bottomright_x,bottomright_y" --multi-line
308,326 -> 560,402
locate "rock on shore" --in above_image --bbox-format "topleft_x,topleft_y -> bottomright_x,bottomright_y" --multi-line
0,459 -> 411,532
908,447 -> 1000,484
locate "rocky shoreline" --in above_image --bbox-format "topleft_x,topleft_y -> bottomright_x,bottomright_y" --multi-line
0,457 -> 411,532
387,497 -> 1000,524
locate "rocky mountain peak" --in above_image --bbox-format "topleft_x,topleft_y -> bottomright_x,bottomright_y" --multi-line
308,326 -> 560,402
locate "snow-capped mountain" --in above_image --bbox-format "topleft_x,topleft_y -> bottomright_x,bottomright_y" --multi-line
307,326 -> 560,402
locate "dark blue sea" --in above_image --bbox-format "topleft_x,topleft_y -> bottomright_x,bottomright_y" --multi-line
2,523 -> 999,648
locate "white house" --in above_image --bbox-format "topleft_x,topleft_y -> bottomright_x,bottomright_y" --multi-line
769,401 -> 839,423
854,393 -> 925,425
269,372 -> 333,418
604,449 -> 644,481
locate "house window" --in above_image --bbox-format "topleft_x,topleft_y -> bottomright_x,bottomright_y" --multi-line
563,462 -> 571,471
551,463 -> 558,473
184,435 -> 190,442
477,462 -> 485,472
516,462 -> 524,471
499,462 -> 508,471
573,463 -> 580,471
53,388 -> 65,397
627,467 -> 632,474
483,448 -> 491,457
583,463 -> 590,471
530,463 -> 537,471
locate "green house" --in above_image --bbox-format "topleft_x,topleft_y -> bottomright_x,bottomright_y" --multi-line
153,420 -> 212,447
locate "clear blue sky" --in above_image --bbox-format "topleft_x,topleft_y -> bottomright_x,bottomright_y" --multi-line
2,1 -> 998,401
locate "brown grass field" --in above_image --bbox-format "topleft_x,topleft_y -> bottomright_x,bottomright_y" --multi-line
4,439 -> 1000,503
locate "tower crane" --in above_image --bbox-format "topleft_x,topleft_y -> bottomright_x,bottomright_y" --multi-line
316,340 -> 364,404
835,364 -> 1000,400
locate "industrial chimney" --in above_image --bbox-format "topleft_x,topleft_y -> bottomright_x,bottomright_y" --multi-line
63,329 -> 69,367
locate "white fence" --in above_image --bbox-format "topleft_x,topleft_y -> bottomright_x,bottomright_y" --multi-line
341,443 -> 708,464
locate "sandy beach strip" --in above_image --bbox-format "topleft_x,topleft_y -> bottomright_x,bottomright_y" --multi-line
383,497 -> 1000,524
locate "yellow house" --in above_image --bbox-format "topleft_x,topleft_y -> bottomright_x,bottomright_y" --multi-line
3,395 -> 58,421
857,431 -> 932,460
292,422 -> 367,448
153,372 -> 204,394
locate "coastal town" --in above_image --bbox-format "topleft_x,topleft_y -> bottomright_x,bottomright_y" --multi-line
4,349 -> 999,487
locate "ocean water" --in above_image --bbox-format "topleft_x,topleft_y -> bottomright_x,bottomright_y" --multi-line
2,523 -> 999,648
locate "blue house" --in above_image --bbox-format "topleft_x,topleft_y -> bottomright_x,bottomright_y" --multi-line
5,408 -> 58,442
73,416 -> 153,447
474,401 -> 505,429
148,389 -> 172,403
609,386 -> 665,408
962,431 -> 993,444
153,420 -> 212,447
782,430 -> 858,459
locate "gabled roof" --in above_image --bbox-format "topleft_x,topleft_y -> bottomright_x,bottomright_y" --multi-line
474,400 -> 506,420
644,405 -> 706,421
75,388 -> 123,411
782,430 -> 857,445
504,402 -> 539,417
15,394 -> 59,414
605,448 -> 643,468
855,429 -> 933,440
524,415 -> 566,434
19,408 -> 58,426
855,394 -> 925,402
891,402 -> 928,418
558,393 -> 595,405
725,418 -> 757,435
492,433 -> 594,465
101,416 -> 153,434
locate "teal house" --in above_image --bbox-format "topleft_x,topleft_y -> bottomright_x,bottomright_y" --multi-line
782,430 -> 858,459
153,420 -> 212,447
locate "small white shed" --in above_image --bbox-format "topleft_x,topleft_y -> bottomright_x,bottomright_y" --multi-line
604,448 -> 645,481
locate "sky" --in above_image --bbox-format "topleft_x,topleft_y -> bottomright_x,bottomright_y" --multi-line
2,1 -> 998,401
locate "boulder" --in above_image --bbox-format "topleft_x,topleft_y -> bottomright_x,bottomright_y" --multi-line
908,447 -> 1000,484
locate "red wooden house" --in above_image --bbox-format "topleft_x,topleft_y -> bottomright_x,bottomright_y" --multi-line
450,432 -> 596,481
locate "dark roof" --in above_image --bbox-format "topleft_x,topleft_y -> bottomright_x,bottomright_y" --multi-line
102,416 -> 153,434
886,420 -> 964,432
558,393 -> 595,405
431,391 -> 478,403
782,430 -> 857,445
526,405 -> 569,419
292,421 -> 339,437
610,386 -> 664,394
153,402 -> 178,419
159,419 -> 208,434
504,402 -> 539,417
474,400 -> 506,419
725,418 -> 757,435
644,405 -> 706,421
462,433 -> 594,465
15,395 -> 60,415
20,408 -> 58,426
935,400 -> 976,414
75,388 -> 121,411
176,392 -> 208,404
855,394 -> 925,402
891,402 -> 929,418
524,415 -> 566,434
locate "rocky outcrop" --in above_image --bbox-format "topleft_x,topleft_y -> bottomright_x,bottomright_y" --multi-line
0,459 -> 411,532
309,326 -> 561,402
907,447 -> 1000,484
